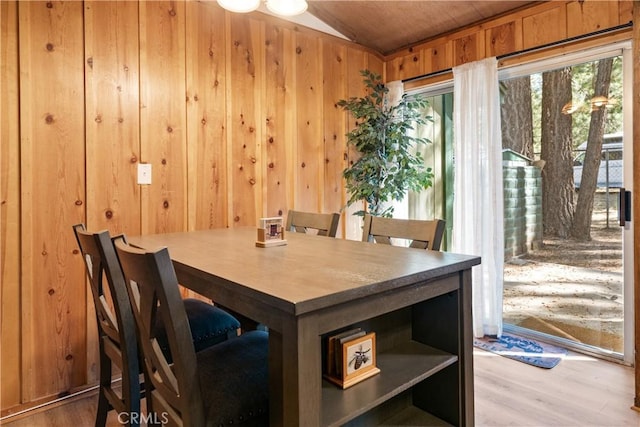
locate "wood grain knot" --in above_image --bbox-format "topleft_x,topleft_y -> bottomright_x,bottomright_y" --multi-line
296,46 -> 302,54
46,43 -> 54,52
201,118 -> 207,125
163,201 -> 170,209
413,56 -> 418,62
65,354 -> 73,361
72,249 -> 79,255
269,137 -> 274,143
166,126 -> 173,133
234,216 -> 240,222
193,95 -> 199,101
249,178 -> 256,185
45,114 -> 54,124
75,200 -> 83,206
301,162 -> 306,168
161,159 -> 167,165
278,210 -> 283,216
130,156 -> 138,163
268,162 -> 274,169
94,115 -> 102,123
46,2 -> 53,8
250,156 -> 256,163
105,210 -> 113,219
169,8 -> 176,16
118,118 -> 124,123
48,288 -> 55,295
209,49 -> 214,57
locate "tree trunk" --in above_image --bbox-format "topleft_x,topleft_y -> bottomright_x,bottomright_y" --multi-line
541,68 -> 574,238
501,77 -> 534,159
571,58 -> 614,240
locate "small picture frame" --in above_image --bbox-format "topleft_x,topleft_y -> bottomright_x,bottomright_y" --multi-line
324,331 -> 380,389
342,332 -> 379,385
256,217 -> 287,248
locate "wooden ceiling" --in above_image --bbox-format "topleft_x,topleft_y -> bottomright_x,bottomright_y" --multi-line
306,1 -> 537,55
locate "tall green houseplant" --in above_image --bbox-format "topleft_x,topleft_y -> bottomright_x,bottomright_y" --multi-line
338,70 -> 433,217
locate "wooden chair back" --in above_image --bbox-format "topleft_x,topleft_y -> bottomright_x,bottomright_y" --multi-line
72,224 -> 141,425
361,214 -> 446,250
285,209 -> 340,237
113,236 -> 205,426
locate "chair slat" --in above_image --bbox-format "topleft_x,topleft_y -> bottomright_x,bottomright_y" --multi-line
286,210 -> 340,237
362,215 -> 446,251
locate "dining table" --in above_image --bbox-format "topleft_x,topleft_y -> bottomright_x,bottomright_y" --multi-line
129,227 -> 481,426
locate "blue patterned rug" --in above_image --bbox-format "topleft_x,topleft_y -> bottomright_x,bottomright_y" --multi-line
473,333 -> 567,369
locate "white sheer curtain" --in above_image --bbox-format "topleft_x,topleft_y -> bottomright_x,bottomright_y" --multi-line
452,57 -> 504,338
385,80 -> 410,219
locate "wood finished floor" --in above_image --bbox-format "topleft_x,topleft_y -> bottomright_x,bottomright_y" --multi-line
3,348 -> 639,426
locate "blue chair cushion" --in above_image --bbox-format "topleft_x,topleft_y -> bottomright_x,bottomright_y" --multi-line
196,330 -> 269,426
154,298 -> 240,358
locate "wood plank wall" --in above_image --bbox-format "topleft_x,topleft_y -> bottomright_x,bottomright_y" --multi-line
0,0 -> 380,414
0,0 -> 636,415
1,0 -> 21,412
386,0 -> 633,81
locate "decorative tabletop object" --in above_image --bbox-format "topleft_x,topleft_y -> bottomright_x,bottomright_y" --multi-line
256,217 -> 287,248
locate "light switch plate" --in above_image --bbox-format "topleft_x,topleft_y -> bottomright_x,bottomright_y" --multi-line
138,163 -> 152,185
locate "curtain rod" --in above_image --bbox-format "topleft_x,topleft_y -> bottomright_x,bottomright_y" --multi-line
401,21 -> 632,85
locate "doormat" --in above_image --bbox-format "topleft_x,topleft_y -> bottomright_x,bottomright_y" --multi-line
473,333 -> 567,369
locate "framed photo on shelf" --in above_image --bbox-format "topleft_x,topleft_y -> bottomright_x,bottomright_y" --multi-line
342,332 -> 378,384
324,331 -> 379,389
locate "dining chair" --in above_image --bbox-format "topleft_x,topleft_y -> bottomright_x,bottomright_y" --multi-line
73,224 -> 241,426
285,209 -> 340,237
361,214 -> 446,250
72,225 -> 141,426
113,236 -> 269,427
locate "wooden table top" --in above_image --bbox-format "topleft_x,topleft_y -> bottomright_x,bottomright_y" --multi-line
129,227 -> 480,316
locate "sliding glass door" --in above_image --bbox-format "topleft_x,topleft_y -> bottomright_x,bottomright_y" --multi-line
499,43 -> 633,363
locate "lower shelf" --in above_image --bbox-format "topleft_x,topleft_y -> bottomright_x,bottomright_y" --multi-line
377,405 -> 453,426
321,340 -> 457,426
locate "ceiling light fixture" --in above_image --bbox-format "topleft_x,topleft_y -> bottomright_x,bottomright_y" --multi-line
217,0 -> 308,17
561,101 -> 580,115
590,95 -> 609,110
266,0 -> 308,16
216,0 -> 260,13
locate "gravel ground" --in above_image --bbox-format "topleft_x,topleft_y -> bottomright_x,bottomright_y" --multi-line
502,211 -> 624,352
